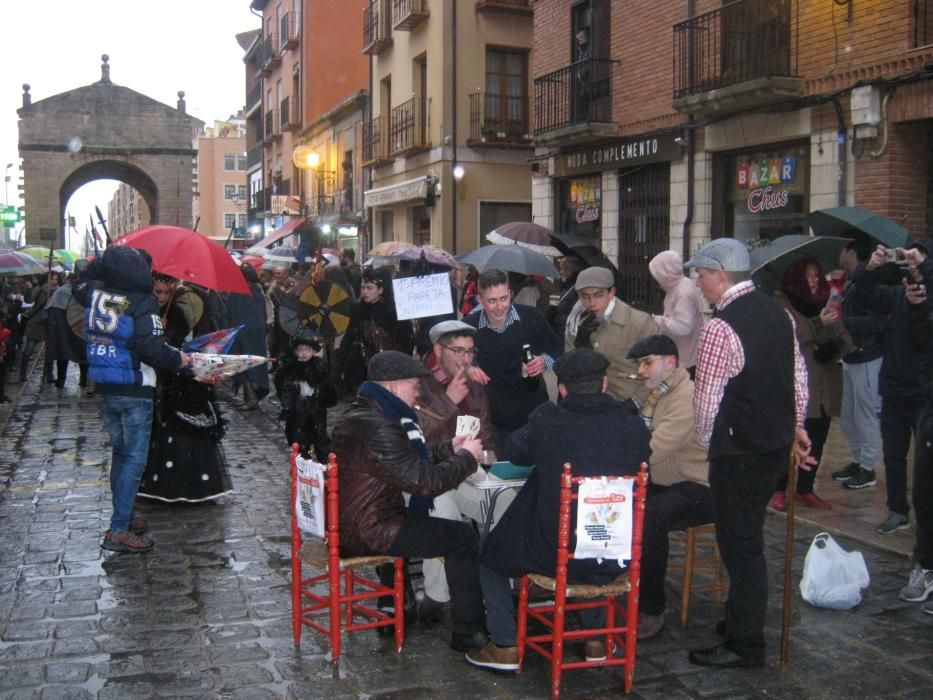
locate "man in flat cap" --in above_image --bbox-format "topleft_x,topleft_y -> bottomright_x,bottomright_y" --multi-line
411,320 -> 499,621
564,265 -> 659,402
466,349 -> 650,672
686,238 -> 812,669
626,335 -> 713,640
332,351 -> 489,653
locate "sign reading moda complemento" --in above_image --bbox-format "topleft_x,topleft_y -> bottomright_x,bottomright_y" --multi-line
556,133 -> 682,177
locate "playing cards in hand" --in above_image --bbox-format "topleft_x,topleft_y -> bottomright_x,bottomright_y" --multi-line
456,415 -> 480,438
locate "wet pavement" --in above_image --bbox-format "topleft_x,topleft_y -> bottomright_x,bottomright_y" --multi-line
0,362 -> 931,699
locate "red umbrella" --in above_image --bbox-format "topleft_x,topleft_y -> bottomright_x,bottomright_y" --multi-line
117,225 -> 250,295
240,254 -> 265,272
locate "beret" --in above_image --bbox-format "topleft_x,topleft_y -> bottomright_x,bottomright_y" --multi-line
627,334 -> 679,360
554,348 -> 609,384
368,351 -> 430,381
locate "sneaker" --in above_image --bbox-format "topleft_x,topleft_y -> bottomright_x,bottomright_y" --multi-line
877,512 -> 910,535
923,599 -> 933,615
842,468 -> 877,489
898,566 -> 933,602
638,612 -> 666,640
465,642 -> 519,672
832,462 -> 862,481
102,529 -> 153,553
769,491 -> 787,511
584,640 -> 607,662
795,492 -> 832,510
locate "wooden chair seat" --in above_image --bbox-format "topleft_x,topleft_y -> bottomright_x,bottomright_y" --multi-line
527,572 -> 632,599
299,539 -> 396,571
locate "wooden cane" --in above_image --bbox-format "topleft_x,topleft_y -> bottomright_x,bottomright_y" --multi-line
780,449 -> 796,671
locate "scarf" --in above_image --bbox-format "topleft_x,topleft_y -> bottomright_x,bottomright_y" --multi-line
358,381 -> 434,516
638,375 -> 675,432
424,350 -> 450,384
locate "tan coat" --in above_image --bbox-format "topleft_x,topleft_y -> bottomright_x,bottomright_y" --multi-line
642,366 -> 709,487
564,298 -> 659,401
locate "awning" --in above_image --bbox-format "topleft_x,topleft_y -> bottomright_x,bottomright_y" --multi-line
363,176 -> 429,209
249,217 -> 305,251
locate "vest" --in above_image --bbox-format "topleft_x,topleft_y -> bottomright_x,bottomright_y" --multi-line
709,290 -> 795,458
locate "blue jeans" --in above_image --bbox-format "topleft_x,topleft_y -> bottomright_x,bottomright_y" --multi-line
99,394 -> 154,533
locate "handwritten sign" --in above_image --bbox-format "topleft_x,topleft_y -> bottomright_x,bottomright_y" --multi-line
393,272 -> 453,321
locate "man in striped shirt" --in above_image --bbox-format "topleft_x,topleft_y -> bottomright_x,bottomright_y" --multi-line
685,238 -> 812,669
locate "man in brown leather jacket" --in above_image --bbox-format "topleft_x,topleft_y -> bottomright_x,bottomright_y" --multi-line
331,350 -> 489,653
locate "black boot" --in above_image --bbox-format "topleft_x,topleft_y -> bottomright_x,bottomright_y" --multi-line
375,561 -> 417,635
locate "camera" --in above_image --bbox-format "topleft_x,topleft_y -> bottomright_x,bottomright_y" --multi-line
884,247 -> 907,263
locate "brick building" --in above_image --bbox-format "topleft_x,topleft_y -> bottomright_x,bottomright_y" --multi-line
532,0 -> 933,312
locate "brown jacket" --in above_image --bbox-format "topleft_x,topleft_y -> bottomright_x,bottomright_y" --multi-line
414,358 -> 499,455
332,395 -> 477,557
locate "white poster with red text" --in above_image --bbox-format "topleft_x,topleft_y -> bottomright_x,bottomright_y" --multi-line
574,477 -> 633,562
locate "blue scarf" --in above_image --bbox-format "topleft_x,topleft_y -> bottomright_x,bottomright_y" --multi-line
358,381 -> 434,516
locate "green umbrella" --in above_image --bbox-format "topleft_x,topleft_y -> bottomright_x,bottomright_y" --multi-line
805,206 -> 909,249
749,234 -> 849,294
54,249 -> 81,264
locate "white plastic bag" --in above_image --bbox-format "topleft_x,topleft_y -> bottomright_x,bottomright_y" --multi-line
799,532 -> 870,610
295,455 -> 326,539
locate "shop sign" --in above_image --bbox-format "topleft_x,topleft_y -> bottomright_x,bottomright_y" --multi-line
735,154 -> 796,213
568,177 -> 601,224
363,176 -> 428,208
557,133 -> 681,177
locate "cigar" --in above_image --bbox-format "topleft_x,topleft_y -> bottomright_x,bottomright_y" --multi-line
414,404 -> 443,420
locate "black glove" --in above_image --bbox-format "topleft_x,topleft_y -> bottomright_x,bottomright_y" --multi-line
574,311 -> 599,349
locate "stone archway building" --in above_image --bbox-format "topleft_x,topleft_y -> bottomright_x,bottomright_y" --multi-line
17,55 -> 203,247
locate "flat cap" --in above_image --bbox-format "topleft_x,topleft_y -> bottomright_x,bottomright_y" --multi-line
368,351 -> 431,381
554,348 -> 609,385
684,238 -> 750,272
627,334 -> 679,361
574,266 -> 615,291
428,320 -> 476,345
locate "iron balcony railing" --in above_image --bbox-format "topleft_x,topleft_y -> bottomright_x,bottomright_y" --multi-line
280,11 -> 300,50
246,82 -> 262,113
363,0 -> 392,54
468,91 -> 530,144
390,97 -> 430,155
673,0 -> 797,99
265,108 -> 281,140
246,144 -> 262,168
476,0 -> 532,12
259,34 -> 280,73
280,96 -> 300,131
362,115 -> 391,165
392,0 -> 429,30
533,58 -> 615,135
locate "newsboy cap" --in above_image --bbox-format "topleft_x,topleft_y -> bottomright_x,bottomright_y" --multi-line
684,238 -> 751,272
428,320 -> 476,345
367,351 -> 431,381
554,348 -> 609,385
574,266 -> 615,291
627,334 -> 679,361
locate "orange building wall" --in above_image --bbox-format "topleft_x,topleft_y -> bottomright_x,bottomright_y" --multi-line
304,0 -> 369,123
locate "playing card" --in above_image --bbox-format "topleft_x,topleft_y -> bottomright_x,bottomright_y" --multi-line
456,414 -> 480,438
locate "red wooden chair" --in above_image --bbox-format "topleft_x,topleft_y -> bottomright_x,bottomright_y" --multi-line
516,462 -> 649,698
290,445 -> 406,666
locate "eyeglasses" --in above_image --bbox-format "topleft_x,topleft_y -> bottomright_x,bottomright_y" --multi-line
441,344 -> 478,358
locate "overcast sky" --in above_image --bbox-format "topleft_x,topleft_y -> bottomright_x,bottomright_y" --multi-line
1,0 -> 260,248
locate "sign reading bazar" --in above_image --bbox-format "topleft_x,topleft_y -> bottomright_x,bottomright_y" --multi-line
557,133 -> 682,177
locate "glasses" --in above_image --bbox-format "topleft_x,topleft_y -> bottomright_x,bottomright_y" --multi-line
441,344 -> 478,358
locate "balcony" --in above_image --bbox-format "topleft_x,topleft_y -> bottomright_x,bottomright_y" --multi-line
265,108 -> 282,141
363,0 -> 392,54
533,58 -> 617,145
246,144 -> 263,168
476,0 -> 532,15
362,115 -> 393,167
672,0 -> 802,115
280,97 -> 300,132
246,82 -> 262,115
389,97 -> 430,156
392,0 -> 429,30
467,92 -> 532,148
280,11 -> 300,51
259,34 -> 281,74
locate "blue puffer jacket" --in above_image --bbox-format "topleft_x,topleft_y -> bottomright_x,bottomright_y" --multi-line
73,246 -> 182,397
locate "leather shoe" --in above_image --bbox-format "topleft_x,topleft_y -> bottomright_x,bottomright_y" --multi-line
796,492 -> 832,510
450,630 -> 489,652
688,643 -> 763,668
769,491 -> 787,511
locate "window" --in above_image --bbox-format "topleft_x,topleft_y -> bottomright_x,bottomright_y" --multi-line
237,155 -> 248,170
916,0 -> 933,47
411,206 -> 431,246
238,214 -> 248,229
379,209 -> 394,242
224,155 -> 236,171
224,184 -> 237,200
238,185 -> 248,200
485,48 -> 528,137
224,213 -> 237,229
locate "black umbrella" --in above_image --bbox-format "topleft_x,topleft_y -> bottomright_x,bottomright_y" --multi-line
749,235 -> 849,294
457,244 -> 558,279
806,206 -> 909,249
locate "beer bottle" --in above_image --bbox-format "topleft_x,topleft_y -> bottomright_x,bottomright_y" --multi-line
522,344 -> 540,392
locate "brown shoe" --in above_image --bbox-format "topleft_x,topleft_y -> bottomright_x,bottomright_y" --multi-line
584,640 -> 607,662
102,529 -> 153,553
638,612 -> 666,640
129,515 -> 148,535
465,642 -> 519,672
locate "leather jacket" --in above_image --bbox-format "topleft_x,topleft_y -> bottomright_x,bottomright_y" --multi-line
332,395 -> 477,557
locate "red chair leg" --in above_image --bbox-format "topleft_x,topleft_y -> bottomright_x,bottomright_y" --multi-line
551,588 -> 566,700
394,558 -> 405,652
517,576 -> 529,672
345,569 -> 354,628
291,548 -> 302,648
328,556 -> 342,666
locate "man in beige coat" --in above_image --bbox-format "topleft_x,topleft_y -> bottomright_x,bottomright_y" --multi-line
629,335 -> 713,640
564,266 -> 658,402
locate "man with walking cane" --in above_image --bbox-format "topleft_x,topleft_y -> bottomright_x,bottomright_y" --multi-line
686,238 -> 813,668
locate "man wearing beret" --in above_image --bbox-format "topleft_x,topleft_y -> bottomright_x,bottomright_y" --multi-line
564,266 -> 659,402
412,320 -> 500,622
466,349 -> 650,672
332,351 -> 489,653
687,238 -> 812,669
627,335 -> 713,640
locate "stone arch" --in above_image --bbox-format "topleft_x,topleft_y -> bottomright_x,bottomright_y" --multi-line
60,159 -> 159,229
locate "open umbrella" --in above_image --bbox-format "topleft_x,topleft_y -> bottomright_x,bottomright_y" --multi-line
806,206 -> 909,249
391,244 -> 459,269
55,249 -> 81,265
487,221 -> 563,257
457,244 -> 558,279
118,225 -> 250,295
370,240 -> 416,257
749,235 -> 849,294
0,249 -> 46,276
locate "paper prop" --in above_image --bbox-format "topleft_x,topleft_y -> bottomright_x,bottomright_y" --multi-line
574,477 -> 634,562
183,325 -> 244,354
188,352 -> 268,383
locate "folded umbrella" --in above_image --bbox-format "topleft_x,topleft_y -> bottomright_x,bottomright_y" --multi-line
457,244 -> 559,279
806,206 -> 909,249
183,326 -> 245,354
188,353 -> 268,383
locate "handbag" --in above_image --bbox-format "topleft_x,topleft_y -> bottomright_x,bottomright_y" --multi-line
799,532 -> 870,610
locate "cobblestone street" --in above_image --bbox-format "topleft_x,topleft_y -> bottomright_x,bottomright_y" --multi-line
0,366 -> 931,699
